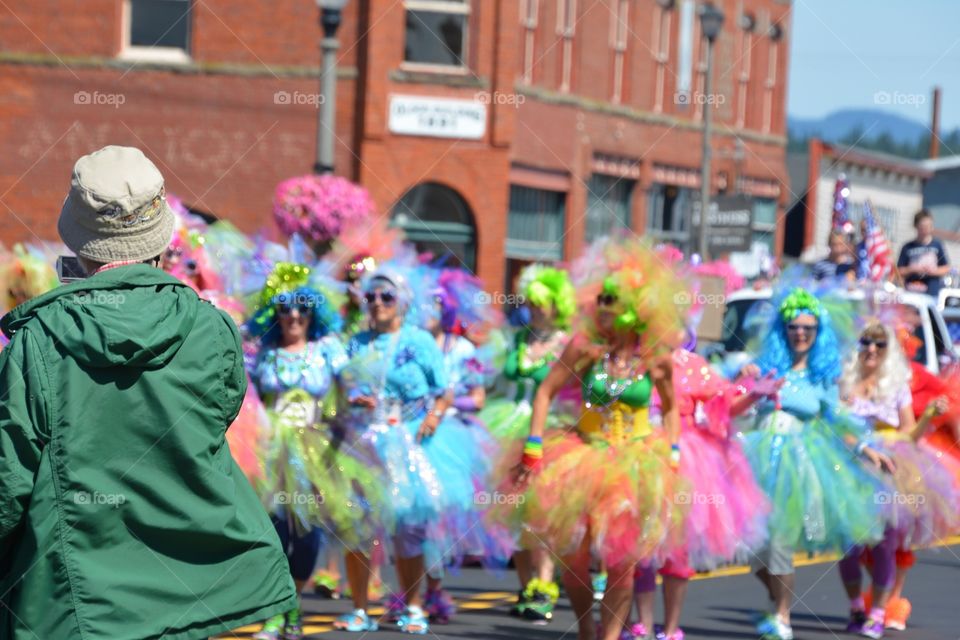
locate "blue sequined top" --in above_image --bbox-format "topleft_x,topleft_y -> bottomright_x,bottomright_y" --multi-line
759,368 -> 839,421
252,336 -> 348,401
345,326 -> 447,408
441,334 -> 482,396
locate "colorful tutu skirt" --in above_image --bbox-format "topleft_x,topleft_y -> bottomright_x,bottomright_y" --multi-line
226,381 -> 268,483
921,426 -> 960,485
741,411 -> 888,553
357,405 -> 510,565
479,398 -> 534,441
874,431 -> 960,547
257,390 -> 388,550
492,417 -> 688,567
668,419 -> 770,570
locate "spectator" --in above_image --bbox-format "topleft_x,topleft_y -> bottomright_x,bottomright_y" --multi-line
898,209 -> 950,298
812,229 -> 857,282
0,146 -> 296,639
855,218 -> 870,281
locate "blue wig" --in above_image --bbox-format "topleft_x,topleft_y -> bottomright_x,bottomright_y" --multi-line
246,286 -> 343,346
755,287 -> 843,385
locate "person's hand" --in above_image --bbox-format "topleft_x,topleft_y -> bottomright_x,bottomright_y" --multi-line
739,363 -> 761,379
417,413 -> 440,442
862,446 -> 896,474
751,372 -> 784,400
929,396 -> 949,417
511,459 -> 539,488
350,395 -> 377,409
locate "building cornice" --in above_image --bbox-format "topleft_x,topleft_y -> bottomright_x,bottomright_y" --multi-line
0,51 -> 358,79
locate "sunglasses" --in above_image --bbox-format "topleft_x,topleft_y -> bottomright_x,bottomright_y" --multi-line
596,293 -> 618,307
364,290 -> 397,307
786,323 -> 818,334
277,303 -> 313,316
859,337 -> 888,350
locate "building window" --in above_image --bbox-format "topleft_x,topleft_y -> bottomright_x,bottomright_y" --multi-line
391,182 -> 477,271
404,0 -> 470,68
652,1 -> 673,112
750,197 -> 777,254
764,22 -> 783,134
123,0 -> 191,62
585,174 -> 634,242
647,183 -> 694,253
507,185 -> 566,262
610,0 -> 629,103
520,0 -> 539,83
556,0 -> 576,92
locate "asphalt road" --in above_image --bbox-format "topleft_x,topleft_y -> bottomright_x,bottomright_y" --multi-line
218,542 -> 960,640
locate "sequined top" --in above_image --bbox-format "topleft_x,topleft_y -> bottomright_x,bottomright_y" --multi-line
845,384 -> 911,430
252,336 -> 348,402
441,334 -> 483,396
759,369 -> 838,421
579,358 -> 652,441
344,326 -> 447,408
502,330 -> 566,403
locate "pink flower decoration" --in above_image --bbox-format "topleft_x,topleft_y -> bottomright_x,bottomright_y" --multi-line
273,174 -> 375,246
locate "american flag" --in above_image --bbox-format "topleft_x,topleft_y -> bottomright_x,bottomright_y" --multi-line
832,174 -> 854,234
863,200 -> 892,281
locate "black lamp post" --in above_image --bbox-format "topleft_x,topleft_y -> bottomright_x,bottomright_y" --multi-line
696,3 -> 724,260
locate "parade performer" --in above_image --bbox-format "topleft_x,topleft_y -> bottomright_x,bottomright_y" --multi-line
628,341 -> 774,640
414,265 -> 508,624
501,238 -> 689,640
837,321 -> 958,638
333,266 -> 492,635
249,263 -> 386,640
479,264 -> 575,622
741,286 -> 893,640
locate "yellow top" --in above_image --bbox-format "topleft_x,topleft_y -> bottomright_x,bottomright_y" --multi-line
578,402 -> 651,445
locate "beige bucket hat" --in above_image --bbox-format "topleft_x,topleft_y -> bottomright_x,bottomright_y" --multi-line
57,145 -> 175,263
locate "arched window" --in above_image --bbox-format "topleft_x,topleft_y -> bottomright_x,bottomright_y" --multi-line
391,182 -> 477,271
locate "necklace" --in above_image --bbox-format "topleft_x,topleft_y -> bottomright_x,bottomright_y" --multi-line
597,351 -> 645,400
517,330 -> 558,375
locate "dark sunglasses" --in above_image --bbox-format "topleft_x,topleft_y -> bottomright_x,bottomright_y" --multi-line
786,323 -> 818,334
277,303 -> 313,316
859,337 -> 888,350
364,290 -> 397,307
596,293 -> 618,307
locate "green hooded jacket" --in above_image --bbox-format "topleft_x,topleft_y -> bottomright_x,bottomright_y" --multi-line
0,265 -> 296,640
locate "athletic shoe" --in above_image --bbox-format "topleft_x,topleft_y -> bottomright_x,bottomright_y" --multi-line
521,579 -> 559,623
509,589 -> 530,617
593,572 -> 607,601
654,624 -> 685,639
332,609 -> 379,632
756,614 -> 793,640
846,609 -> 867,633
311,570 -> 340,599
252,613 -> 285,640
860,617 -> 884,639
398,605 -> 430,635
884,597 -> 910,631
424,588 -> 456,624
282,607 -> 303,640
621,622 -> 651,640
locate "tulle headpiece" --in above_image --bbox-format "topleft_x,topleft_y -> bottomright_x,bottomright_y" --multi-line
779,288 -> 822,322
247,262 -> 344,342
516,264 -> 575,329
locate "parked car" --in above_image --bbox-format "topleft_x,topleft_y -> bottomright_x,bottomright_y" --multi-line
937,288 -> 960,347
704,286 -> 958,376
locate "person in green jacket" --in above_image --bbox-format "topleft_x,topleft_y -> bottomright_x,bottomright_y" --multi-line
0,146 -> 297,640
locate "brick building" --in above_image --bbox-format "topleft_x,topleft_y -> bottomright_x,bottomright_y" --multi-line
0,0 -> 791,291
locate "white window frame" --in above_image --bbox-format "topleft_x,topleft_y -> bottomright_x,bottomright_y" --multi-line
520,0 -> 539,84
119,0 -> 192,64
402,0 -> 471,74
610,0 -> 629,103
556,0 -> 576,92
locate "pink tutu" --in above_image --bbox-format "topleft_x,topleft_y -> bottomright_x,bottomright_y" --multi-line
225,380 -> 267,483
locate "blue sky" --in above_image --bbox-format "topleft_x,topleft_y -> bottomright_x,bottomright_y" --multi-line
788,0 -> 960,129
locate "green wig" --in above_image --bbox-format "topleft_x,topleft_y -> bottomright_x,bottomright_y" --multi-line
518,265 -> 576,329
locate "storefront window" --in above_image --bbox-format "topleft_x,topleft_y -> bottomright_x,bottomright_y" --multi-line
585,174 -> 634,242
646,183 -> 693,253
392,182 -> 476,271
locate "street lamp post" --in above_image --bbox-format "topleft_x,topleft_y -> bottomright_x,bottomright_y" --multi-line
314,0 -> 349,174
696,3 -> 724,260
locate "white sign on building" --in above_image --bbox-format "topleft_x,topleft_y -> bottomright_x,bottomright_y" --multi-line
388,95 -> 487,140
